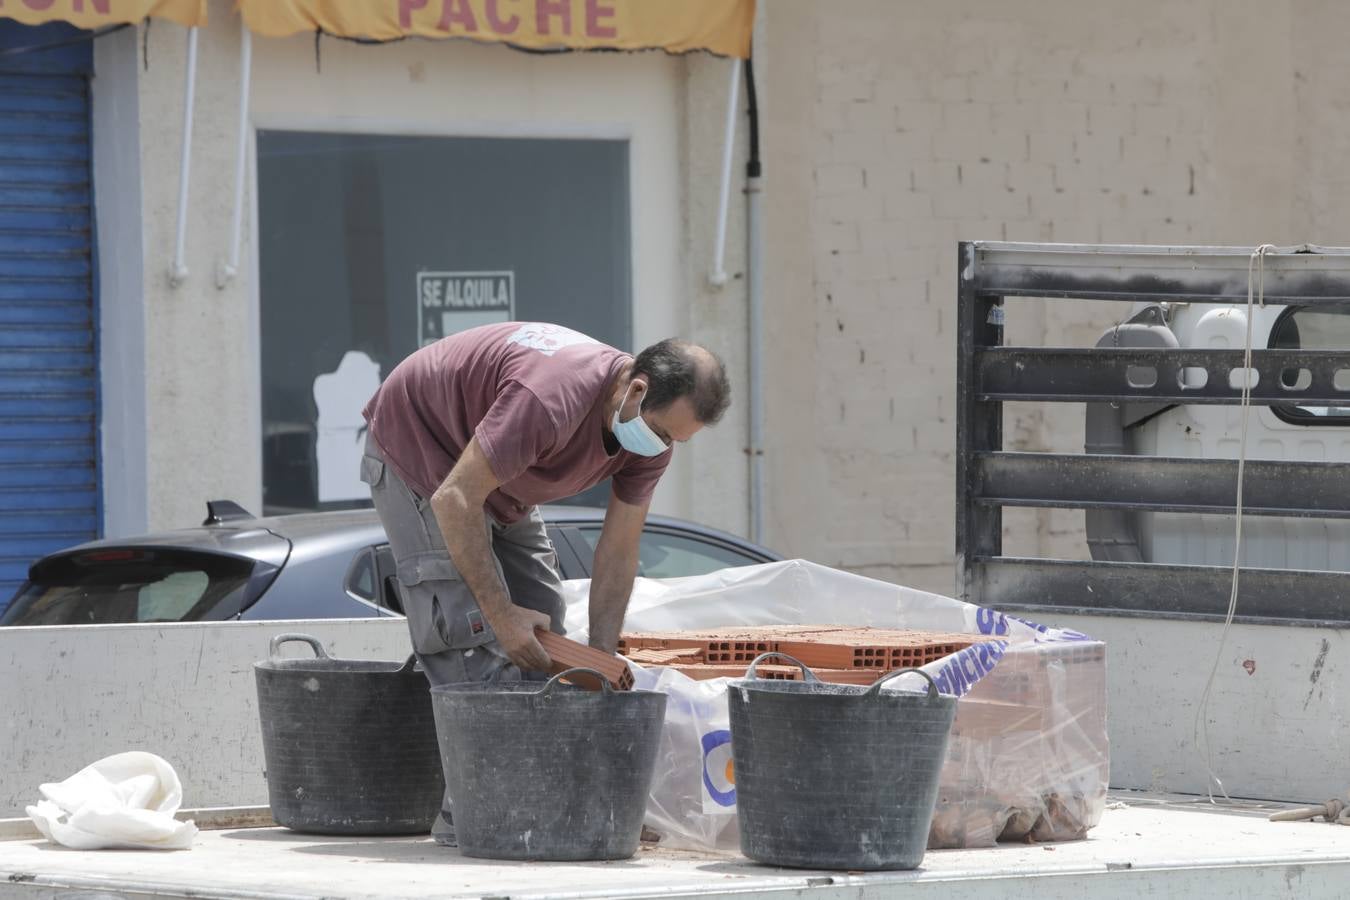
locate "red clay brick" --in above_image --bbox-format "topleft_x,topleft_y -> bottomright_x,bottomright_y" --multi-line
627,647 -> 705,665
536,630 -> 634,691
670,664 -> 803,681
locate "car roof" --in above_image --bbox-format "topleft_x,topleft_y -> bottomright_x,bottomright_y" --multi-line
37,503 -> 779,565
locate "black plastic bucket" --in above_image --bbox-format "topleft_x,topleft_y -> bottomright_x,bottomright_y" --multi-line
254,633 -> 444,834
730,653 -> 957,870
431,666 -> 666,861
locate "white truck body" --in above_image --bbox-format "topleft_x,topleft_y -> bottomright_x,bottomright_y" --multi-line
3,797 -> 1349,900
2,615 -> 1348,899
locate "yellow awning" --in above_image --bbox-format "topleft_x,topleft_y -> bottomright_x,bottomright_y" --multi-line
237,0 -> 755,59
0,1 -> 205,30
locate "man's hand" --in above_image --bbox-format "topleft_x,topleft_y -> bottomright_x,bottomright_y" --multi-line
493,606 -> 554,672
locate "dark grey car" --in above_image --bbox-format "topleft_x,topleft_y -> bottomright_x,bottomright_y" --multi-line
0,502 -> 779,626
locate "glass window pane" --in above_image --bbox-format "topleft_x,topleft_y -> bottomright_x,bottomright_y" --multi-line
345,548 -> 376,602
257,132 -> 632,514
138,571 -> 211,621
575,527 -> 759,579
1,550 -> 254,625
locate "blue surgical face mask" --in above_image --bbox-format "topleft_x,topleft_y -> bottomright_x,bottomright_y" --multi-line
611,382 -> 669,457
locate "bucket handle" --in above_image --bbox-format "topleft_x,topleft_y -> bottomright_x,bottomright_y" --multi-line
864,667 -> 940,700
268,633 -> 330,661
543,667 -> 613,694
745,652 -> 820,683
397,654 -> 420,674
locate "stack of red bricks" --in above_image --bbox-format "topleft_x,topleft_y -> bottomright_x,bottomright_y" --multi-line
618,625 -> 1000,684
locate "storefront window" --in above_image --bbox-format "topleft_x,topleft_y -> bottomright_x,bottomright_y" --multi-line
258,132 -> 632,513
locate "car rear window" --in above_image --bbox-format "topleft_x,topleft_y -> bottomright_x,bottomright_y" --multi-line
0,549 -> 257,626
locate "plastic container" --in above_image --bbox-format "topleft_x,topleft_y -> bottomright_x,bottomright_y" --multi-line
729,653 -> 957,870
254,633 -> 443,834
431,666 -> 665,861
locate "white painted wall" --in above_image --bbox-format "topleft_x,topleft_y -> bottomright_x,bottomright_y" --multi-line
124,0 -> 709,533
135,13 -> 263,529
755,0 -> 1338,593
1031,611 -> 1348,803
247,32 -> 688,517
112,1 -> 1350,591
0,619 -> 412,818
91,26 -> 149,538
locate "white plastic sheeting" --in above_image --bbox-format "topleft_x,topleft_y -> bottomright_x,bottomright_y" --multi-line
26,752 -> 197,851
562,560 -> 1109,852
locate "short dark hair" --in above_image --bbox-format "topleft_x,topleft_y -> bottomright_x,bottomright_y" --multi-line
634,339 -> 731,425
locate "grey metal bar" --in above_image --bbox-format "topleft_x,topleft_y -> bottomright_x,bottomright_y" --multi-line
975,557 -> 1350,625
978,347 -> 1350,403
955,242 -> 1003,602
970,242 -> 1350,303
976,452 -> 1350,518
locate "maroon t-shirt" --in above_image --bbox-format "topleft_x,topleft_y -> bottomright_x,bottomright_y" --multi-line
363,322 -> 672,524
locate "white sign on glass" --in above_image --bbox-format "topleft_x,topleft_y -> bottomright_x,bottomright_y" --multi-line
417,270 -> 515,347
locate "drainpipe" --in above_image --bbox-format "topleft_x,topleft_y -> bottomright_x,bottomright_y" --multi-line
169,27 -> 199,287
744,56 -> 764,545
217,22 -> 253,289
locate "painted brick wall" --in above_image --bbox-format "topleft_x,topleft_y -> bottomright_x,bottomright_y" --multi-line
760,0 -> 1311,594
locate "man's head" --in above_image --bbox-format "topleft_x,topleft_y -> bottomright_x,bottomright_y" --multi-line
612,339 -> 731,449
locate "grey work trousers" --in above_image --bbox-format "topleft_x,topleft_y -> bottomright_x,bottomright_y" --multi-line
359,434 -> 566,688
360,436 -> 566,828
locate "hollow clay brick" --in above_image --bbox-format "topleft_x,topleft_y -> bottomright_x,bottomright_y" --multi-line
536,630 -> 634,691
626,647 -> 705,665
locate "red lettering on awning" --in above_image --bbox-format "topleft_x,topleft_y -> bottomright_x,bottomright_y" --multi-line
398,0 -> 429,29
74,0 -> 113,12
534,0 -> 570,36
584,0 -> 615,38
438,0 -> 477,30
484,0 -> 520,35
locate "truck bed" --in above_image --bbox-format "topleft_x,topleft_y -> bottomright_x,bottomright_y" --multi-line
2,793 -> 1347,899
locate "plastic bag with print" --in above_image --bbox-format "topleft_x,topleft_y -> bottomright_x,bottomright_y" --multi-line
561,559 -> 1108,853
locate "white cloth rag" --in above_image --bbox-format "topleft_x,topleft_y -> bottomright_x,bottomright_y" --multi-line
26,751 -> 197,850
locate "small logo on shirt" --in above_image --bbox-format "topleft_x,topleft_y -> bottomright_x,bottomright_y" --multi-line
467,610 -> 486,635
506,323 -> 599,356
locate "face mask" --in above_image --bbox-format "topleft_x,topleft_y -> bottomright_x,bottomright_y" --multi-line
610,382 -> 669,457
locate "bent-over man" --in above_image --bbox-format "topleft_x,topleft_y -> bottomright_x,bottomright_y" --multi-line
359,321 -> 730,844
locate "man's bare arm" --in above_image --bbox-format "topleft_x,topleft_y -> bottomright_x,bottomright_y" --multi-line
587,491 -> 650,653
430,436 -> 551,671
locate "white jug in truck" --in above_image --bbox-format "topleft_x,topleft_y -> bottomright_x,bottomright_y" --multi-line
1087,299 -> 1350,570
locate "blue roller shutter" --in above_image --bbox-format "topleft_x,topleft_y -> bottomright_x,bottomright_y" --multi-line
0,21 -> 98,611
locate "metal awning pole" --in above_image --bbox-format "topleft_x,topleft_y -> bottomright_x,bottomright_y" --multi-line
217,22 -> 253,289
708,57 -> 741,288
169,27 -> 199,287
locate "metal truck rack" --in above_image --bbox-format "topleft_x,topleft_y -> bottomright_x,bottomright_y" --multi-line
956,242 -> 1350,626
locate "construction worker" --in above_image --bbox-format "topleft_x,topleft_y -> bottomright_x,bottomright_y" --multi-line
359,321 -> 730,845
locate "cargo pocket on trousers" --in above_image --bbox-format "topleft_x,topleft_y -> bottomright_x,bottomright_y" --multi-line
359,453 -> 385,488
396,557 -> 496,654
398,573 -> 455,657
